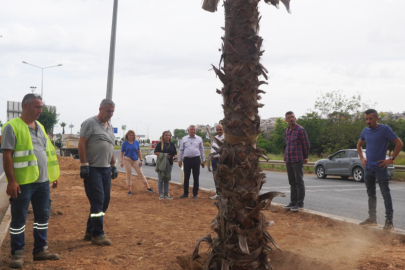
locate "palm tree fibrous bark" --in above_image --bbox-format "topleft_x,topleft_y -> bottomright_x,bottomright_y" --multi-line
194,0 -> 290,269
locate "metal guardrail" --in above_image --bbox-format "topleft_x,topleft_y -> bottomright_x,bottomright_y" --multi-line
259,160 -> 405,173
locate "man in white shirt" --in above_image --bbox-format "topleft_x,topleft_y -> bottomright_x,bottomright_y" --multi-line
210,124 -> 224,200
178,125 -> 205,199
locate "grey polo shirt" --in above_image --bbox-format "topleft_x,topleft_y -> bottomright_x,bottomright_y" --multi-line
80,116 -> 115,167
1,121 -> 49,183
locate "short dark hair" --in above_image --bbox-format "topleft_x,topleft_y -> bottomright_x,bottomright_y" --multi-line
285,111 -> 294,117
365,109 -> 378,117
22,93 -> 42,106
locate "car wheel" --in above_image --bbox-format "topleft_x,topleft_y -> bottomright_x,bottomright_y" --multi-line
152,159 -> 156,166
341,176 -> 349,180
316,165 -> 327,179
352,167 -> 364,182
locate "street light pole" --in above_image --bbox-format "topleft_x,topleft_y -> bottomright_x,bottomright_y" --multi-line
106,0 -> 119,100
30,86 -> 37,93
22,61 -> 62,100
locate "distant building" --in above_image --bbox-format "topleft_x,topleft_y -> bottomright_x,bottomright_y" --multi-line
260,117 -> 279,132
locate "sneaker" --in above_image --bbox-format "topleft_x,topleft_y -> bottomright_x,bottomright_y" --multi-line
33,246 -> 60,261
164,194 -> 173,200
359,218 -> 377,227
83,232 -> 92,241
210,194 -> 219,200
290,205 -> 301,212
383,219 -> 394,231
146,188 -> 154,193
283,202 -> 295,209
193,195 -> 198,199
159,194 -> 164,200
127,191 -> 132,196
10,250 -> 24,268
180,194 -> 188,198
91,235 -> 111,246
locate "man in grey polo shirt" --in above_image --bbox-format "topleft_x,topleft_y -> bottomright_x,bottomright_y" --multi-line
178,125 -> 205,199
78,99 -> 118,246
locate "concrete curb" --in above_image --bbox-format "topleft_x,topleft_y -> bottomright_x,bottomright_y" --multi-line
0,206 -> 11,246
0,172 -> 11,247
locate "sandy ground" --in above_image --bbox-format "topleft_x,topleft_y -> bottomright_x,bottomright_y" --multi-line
1,156 -> 404,270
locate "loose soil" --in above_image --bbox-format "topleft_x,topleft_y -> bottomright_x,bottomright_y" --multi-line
1,157 -> 405,269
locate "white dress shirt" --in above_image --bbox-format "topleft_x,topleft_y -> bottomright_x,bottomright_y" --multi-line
178,135 -> 205,161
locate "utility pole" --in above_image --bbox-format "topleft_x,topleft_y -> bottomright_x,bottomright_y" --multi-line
106,0 -> 118,100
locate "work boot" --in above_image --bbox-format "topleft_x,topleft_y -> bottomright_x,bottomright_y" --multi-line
383,219 -> 394,231
92,235 -> 111,246
33,246 -> 60,261
10,250 -> 24,268
359,218 -> 377,226
83,232 -> 92,241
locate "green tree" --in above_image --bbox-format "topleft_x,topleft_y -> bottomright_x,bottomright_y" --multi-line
268,118 -> 288,154
257,133 -> 271,153
38,105 -> 59,134
297,112 -> 325,156
173,129 -> 187,139
380,115 -> 405,154
60,122 -> 67,134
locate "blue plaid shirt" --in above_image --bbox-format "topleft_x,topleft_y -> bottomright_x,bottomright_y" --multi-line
284,124 -> 310,163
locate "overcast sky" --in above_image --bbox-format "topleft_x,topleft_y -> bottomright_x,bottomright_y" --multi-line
1,0 -> 404,140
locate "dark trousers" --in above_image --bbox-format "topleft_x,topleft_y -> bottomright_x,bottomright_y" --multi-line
211,158 -> 219,195
364,168 -> 393,220
10,181 -> 50,255
286,161 -> 305,206
183,156 -> 200,196
84,167 -> 111,237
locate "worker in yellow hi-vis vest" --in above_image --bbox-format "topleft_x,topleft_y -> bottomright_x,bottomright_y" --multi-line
1,93 -> 60,268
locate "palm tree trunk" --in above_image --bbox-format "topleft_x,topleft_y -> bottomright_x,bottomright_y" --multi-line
194,0 -> 285,269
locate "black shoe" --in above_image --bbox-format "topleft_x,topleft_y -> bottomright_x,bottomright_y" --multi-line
383,219 -> 394,231
146,188 -> 154,193
283,202 -> 295,209
180,194 -> 188,199
359,218 -> 377,226
193,195 -> 198,199
290,205 -> 300,212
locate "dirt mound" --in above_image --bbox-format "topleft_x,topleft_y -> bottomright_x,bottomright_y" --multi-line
57,156 -> 80,171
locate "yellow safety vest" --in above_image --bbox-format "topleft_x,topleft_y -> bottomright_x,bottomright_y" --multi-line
1,118 -> 60,185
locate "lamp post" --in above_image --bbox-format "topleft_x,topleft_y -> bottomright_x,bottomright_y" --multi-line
30,86 -> 37,93
22,61 -> 62,100
144,124 -> 152,141
133,121 -> 141,136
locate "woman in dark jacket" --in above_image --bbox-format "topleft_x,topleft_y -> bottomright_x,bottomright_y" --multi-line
154,130 -> 177,200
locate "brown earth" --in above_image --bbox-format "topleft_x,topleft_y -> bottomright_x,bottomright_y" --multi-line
1,157 -> 405,269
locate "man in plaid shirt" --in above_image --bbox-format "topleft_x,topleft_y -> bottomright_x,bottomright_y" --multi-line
283,111 -> 310,212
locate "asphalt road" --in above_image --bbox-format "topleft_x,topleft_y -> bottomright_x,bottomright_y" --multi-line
114,150 -> 405,230
1,152 -> 404,230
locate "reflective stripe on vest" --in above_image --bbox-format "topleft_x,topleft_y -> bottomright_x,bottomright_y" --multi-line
90,212 -> 105,218
14,160 -> 38,169
13,149 -> 36,158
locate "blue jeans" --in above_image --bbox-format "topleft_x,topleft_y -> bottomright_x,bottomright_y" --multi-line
211,159 -> 219,195
158,165 -> 172,195
10,181 -> 50,255
364,168 -> 393,220
84,167 -> 111,237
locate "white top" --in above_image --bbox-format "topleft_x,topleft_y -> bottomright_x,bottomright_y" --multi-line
210,134 -> 224,157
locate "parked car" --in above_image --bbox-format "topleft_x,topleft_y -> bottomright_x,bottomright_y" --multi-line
144,150 -> 157,166
314,149 -> 395,182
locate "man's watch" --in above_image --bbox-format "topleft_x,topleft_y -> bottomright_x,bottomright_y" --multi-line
390,157 -> 395,161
